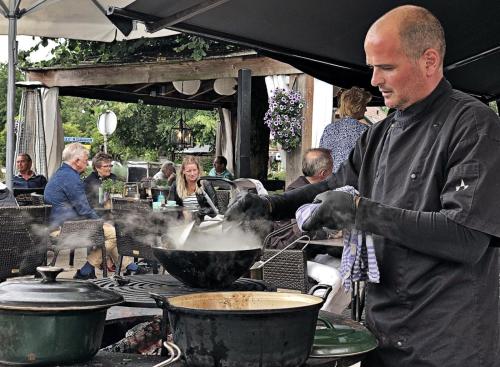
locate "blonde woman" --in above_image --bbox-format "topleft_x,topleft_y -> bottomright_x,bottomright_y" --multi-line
168,155 -> 218,217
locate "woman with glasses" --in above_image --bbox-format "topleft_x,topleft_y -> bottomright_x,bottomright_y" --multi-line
84,152 -> 117,208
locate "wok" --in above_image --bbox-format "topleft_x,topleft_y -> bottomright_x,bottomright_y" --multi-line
152,246 -> 261,288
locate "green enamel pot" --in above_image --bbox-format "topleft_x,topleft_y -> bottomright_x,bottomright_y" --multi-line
0,267 -> 123,366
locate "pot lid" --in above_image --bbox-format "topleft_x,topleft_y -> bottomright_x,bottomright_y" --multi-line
310,317 -> 378,358
0,267 -> 123,311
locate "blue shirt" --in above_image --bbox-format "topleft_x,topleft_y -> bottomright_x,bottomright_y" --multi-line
319,117 -> 368,172
208,167 -> 234,180
44,163 -> 99,228
13,172 -> 47,189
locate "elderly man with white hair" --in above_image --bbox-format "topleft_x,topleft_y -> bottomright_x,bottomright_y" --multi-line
44,143 -> 143,279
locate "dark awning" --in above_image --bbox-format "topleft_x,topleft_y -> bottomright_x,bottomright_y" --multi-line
107,0 -> 500,102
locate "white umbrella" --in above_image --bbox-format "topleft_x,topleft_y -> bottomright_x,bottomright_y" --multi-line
0,0 -> 177,188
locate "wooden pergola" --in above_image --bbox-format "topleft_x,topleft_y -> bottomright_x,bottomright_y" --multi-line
25,51 -> 318,184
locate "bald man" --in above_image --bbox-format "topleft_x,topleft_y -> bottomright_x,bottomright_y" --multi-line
227,6 -> 500,367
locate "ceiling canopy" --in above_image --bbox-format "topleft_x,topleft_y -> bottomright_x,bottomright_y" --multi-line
107,0 -> 500,102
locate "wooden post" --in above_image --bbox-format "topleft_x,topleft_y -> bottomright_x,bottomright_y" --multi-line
235,69 -> 252,178
285,74 -> 314,187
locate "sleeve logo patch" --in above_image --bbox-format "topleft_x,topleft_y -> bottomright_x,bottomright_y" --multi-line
455,179 -> 469,192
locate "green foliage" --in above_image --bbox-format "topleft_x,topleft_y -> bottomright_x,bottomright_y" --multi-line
0,64 -> 24,166
18,34 -> 244,68
101,178 -> 124,194
268,170 -> 286,181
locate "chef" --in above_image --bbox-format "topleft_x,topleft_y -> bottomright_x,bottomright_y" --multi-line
226,5 -> 500,367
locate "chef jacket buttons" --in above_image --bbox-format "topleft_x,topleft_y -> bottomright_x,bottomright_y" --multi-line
410,173 -> 417,179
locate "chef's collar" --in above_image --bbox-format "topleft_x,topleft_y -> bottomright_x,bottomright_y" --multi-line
394,78 -> 452,127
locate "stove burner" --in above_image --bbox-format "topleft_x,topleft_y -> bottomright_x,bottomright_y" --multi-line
92,274 -> 276,308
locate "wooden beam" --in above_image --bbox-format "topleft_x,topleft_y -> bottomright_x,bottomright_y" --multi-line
132,83 -> 154,93
187,86 -> 214,100
25,55 -> 301,88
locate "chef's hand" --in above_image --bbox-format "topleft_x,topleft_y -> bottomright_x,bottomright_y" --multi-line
196,194 -> 218,218
301,191 -> 357,231
225,192 -> 271,222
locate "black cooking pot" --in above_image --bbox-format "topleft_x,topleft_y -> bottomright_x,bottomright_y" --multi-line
0,267 -> 123,366
152,284 -> 331,367
152,246 -> 261,288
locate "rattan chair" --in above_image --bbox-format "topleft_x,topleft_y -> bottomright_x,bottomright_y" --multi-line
215,189 -> 231,214
49,219 -> 107,277
112,197 -> 152,211
0,207 -> 47,281
112,208 -> 160,275
260,224 -> 312,293
30,193 -> 45,206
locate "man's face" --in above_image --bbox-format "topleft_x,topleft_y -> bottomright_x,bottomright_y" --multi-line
16,155 -> 31,174
74,153 -> 89,173
213,159 -> 225,173
365,28 -> 427,110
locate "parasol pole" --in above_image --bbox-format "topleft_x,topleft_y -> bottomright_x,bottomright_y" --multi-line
5,0 -> 18,190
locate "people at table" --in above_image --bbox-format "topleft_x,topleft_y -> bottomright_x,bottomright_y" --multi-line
168,155 -> 218,218
208,155 -> 234,180
226,5 -> 499,367
319,87 -> 372,172
152,161 -> 176,187
44,143 -> 145,279
13,153 -> 47,189
84,152 -> 119,208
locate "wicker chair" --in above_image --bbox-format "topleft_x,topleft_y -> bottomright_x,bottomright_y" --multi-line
0,207 -> 47,281
30,193 -> 45,206
215,189 -> 231,214
112,208 -> 160,275
258,224 -> 312,293
112,197 -> 152,211
49,219 -> 107,277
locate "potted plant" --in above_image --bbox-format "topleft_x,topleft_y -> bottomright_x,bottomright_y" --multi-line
264,88 -> 305,152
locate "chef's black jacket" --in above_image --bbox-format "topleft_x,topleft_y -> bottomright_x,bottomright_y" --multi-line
269,79 -> 500,367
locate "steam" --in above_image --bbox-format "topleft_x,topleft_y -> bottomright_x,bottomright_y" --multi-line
160,220 -> 263,251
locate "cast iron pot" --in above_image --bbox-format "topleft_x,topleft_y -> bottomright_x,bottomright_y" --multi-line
152,246 -> 261,288
152,284 -> 331,367
0,266 -> 123,366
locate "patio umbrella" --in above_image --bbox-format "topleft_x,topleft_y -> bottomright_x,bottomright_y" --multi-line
0,0 -> 177,188
108,0 -> 500,101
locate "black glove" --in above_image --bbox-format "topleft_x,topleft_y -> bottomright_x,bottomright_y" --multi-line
225,192 -> 271,222
301,190 -> 357,231
196,193 -> 217,219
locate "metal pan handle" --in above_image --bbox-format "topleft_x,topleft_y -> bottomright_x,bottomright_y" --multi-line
150,293 -> 172,310
152,341 -> 182,367
308,284 -> 333,301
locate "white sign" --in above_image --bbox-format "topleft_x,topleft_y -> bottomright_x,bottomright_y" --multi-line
97,111 -> 117,136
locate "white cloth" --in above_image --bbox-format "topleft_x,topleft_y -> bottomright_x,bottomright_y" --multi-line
308,254 -> 351,314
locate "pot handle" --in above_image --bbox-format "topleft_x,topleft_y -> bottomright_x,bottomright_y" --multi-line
152,341 -> 182,367
150,293 -> 172,310
308,284 -> 333,301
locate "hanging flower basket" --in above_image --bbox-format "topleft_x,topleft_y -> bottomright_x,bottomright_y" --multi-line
264,88 -> 305,151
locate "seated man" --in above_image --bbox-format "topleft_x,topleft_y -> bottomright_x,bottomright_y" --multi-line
13,153 -> 47,189
272,148 -> 350,314
208,156 -> 234,180
152,161 -> 176,187
44,143 -> 143,279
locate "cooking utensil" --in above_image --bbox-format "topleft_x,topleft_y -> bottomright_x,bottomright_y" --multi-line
311,317 -> 378,358
152,246 -> 261,288
151,284 -> 332,367
176,220 -> 195,247
0,266 -> 123,366
250,234 -> 310,270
